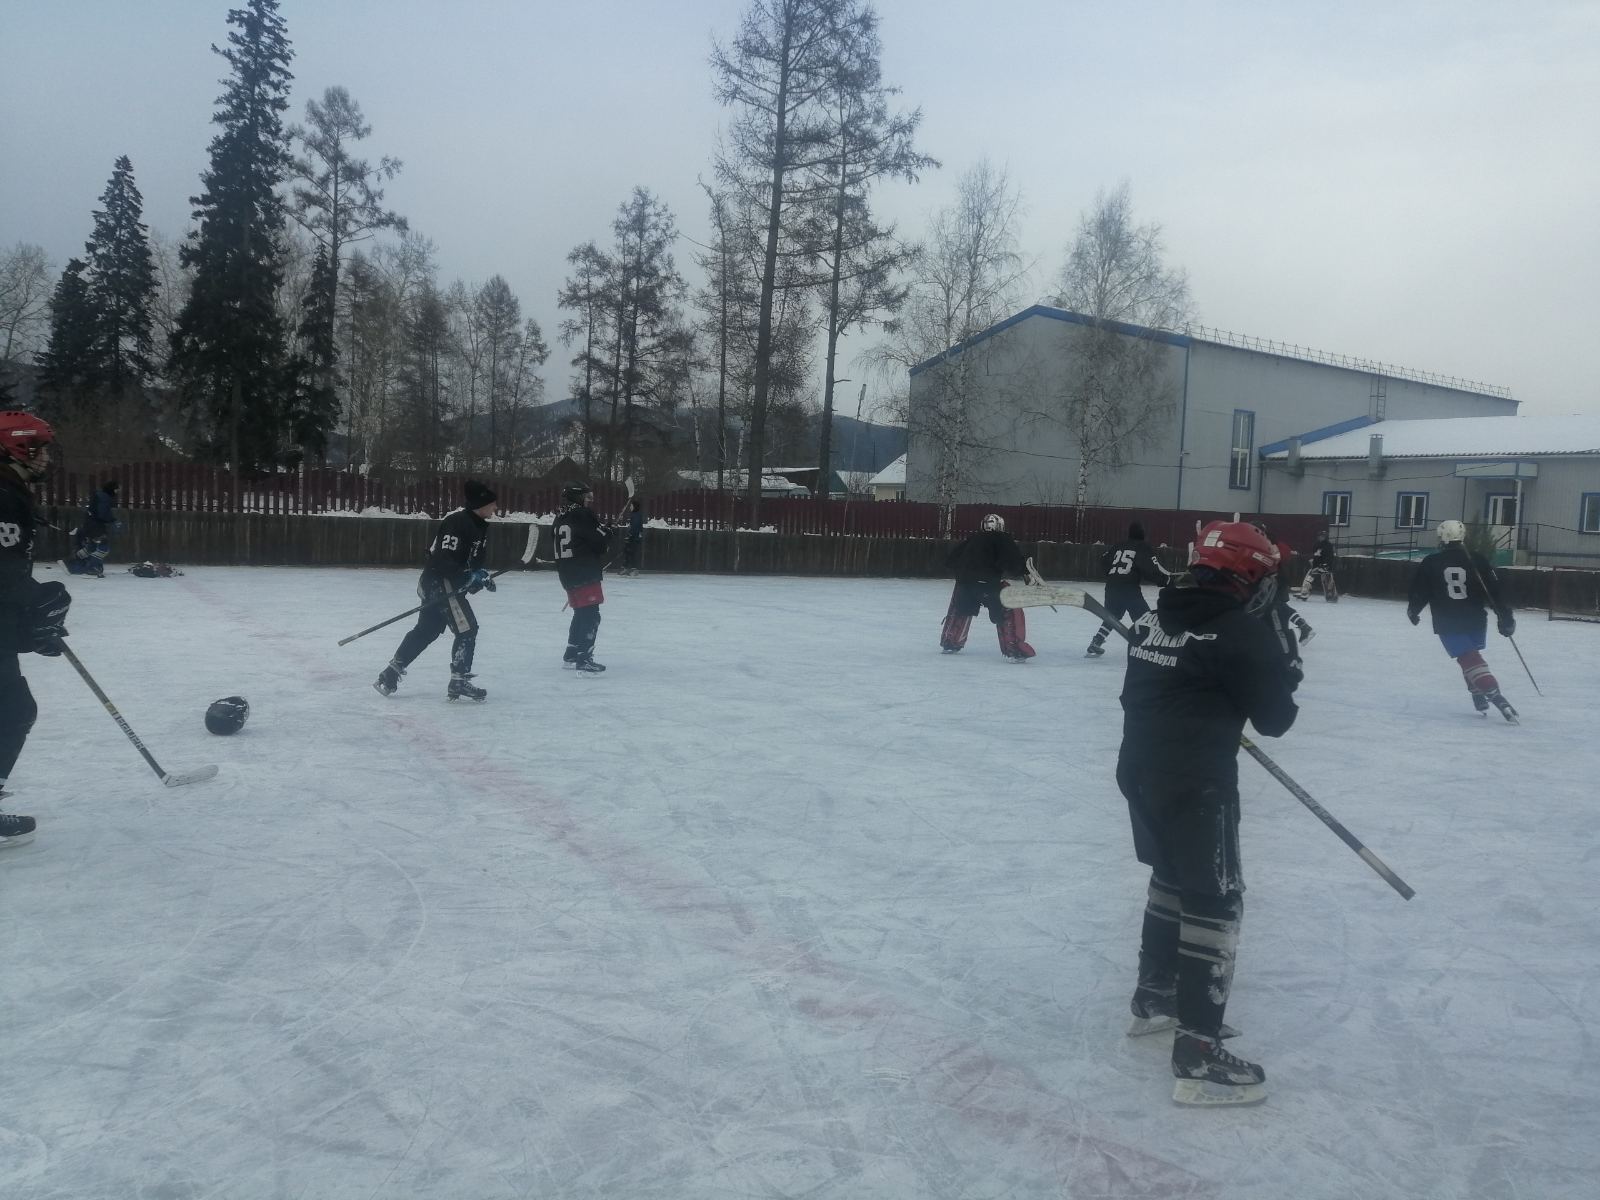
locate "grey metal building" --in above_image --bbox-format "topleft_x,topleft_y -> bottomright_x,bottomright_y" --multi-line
905,305 -> 1517,512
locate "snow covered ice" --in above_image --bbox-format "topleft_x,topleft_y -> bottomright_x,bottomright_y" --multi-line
3,565 -> 1597,1199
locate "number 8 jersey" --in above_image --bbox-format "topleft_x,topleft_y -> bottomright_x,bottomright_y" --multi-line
1406,543 -> 1511,637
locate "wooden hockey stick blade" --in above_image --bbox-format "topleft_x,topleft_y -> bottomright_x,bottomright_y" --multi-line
518,520 -> 541,564
163,765 -> 220,787
1024,557 -> 1058,610
1001,583 -> 1088,610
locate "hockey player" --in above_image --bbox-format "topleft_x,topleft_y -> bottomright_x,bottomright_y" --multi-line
1406,519 -> 1518,723
374,480 -> 498,701
1252,521 -> 1315,653
1117,520 -> 1298,1105
0,412 -> 72,847
1296,531 -> 1338,601
621,497 -> 644,577
939,514 -> 1034,661
553,481 -> 611,673
66,479 -> 120,577
1086,522 -> 1170,657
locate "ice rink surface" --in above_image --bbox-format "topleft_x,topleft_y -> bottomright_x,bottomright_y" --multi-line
2,564 -> 1596,1199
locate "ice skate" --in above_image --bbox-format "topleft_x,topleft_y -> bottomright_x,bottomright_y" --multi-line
1486,690 -> 1518,724
0,812 -> 37,849
447,673 -> 487,702
574,657 -> 606,674
1003,652 -> 1030,663
1085,640 -> 1106,657
1291,616 -> 1315,644
563,646 -> 581,667
1472,691 -> 1490,715
373,660 -> 405,697
940,645 -> 962,654
1171,1030 -> 1266,1106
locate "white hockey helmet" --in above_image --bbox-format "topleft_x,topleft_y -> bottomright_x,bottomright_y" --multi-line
981,513 -> 1004,533
1436,519 -> 1466,546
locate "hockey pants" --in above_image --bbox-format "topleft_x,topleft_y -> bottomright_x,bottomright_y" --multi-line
1089,588 -> 1150,647
0,654 -> 38,788
393,575 -> 478,676
1118,761 -> 1244,1039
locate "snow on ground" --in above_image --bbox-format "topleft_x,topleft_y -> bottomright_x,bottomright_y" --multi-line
2,566 -> 1596,1199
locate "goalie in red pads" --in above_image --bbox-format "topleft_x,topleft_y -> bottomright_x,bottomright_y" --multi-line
940,514 -> 1035,661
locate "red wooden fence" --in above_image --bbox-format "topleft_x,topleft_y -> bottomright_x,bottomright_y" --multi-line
40,463 -> 1326,548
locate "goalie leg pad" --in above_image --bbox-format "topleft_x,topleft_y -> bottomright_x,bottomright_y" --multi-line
996,607 -> 1035,659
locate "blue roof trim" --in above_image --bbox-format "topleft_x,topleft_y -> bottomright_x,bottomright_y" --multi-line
908,304 -> 1192,377
1259,415 -> 1377,457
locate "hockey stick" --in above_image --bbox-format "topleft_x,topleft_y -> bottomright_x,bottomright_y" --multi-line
336,522 -> 542,647
1024,558 -> 1058,611
1063,582 -> 1416,900
55,643 -> 219,787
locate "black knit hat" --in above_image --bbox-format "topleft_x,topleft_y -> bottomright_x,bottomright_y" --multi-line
1128,521 -> 1144,540
463,480 -> 497,509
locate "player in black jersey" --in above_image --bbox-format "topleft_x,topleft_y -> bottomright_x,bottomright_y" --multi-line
939,514 -> 1034,661
1086,522 -> 1170,657
1406,519 -> 1518,722
1117,520 -> 1298,1105
374,480 -> 498,701
0,412 -> 71,847
552,482 -> 612,673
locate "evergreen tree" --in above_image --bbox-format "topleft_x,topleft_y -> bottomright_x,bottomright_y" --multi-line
607,188 -> 687,480
84,155 -> 158,401
557,241 -> 612,477
167,0 -> 296,473
288,240 -> 339,460
36,259 -> 97,414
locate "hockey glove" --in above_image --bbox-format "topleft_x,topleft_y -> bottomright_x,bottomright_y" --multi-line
1407,610 -> 1421,626
465,568 -> 495,595
23,580 -> 71,655
1498,614 -> 1515,637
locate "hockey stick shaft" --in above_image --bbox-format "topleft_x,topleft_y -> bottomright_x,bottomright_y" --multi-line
337,523 -> 542,647
1463,555 -> 1541,696
56,642 -> 217,787
1076,589 -> 1415,899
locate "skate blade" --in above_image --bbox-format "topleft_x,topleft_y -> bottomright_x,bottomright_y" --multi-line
0,832 -> 37,850
1172,1077 -> 1266,1106
1129,1017 -> 1239,1040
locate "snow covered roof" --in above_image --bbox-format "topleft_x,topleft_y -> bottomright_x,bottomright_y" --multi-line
1265,415 -> 1600,460
869,454 -> 906,486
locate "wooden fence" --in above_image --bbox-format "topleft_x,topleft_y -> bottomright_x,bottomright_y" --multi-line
44,461 -> 1326,548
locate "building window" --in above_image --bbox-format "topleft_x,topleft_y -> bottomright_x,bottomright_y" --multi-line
1229,410 -> 1255,491
1485,494 -> 1519,525
1322,491 -> 1352,527
1581,493 -> 1600,534
1396,492 -> 1428,529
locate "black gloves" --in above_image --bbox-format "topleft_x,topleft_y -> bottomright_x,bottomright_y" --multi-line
1407,610 -> 1420,626
1498,614 -> 1515,637
465,568 -> 495,594
23,580 -> 71,655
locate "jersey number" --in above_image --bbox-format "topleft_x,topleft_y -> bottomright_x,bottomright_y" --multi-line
1444,566 -> 1469,601
555,525 -> 574,559
440,534 -> 459,551
1112,549 -> 1136,576
0,521 -> 19,548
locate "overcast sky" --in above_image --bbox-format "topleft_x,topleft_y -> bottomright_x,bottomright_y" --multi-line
4,0 -> 1596,421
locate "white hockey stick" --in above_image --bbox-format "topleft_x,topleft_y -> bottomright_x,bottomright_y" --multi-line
57,643 -> 218,787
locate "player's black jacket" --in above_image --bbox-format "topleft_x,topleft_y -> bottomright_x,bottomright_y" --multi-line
1309,537 -> 1335,568
1407,544 -> 1510,637
946,530 -> 1026,584
1100,538 -> 1169,592
1119,584 -> 1299,783
0,471 -> 43,653
423,507 -> 489,589
554,505 -> 610,589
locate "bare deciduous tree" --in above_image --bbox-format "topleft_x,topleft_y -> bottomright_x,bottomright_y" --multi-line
1050,182 -> 1193,504
0,243 -> 54,362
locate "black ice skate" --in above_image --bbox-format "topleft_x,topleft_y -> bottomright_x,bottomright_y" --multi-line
1085,640 -> 1106,657
447,673 -> 487,702
1128,986 -> 1238,1040
574,657 -> 606,674
563,647 -> 581,667
1486,690 -> 1518,724
0,812 -> 37,849
1171,1030 -> 1266,1106
374,660 -> 405,697
1472,691 -> 1490,715
1291,616 -> 1315,644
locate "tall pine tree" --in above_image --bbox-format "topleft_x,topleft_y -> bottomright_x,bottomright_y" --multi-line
84,155 -> 158,404
168,0 -> 296,475
36,259 -> 97,414
288,241 -> 339,460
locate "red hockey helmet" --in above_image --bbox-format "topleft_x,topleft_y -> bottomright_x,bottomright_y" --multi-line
1192,520 -> 1279,592
0,411 -> 55,478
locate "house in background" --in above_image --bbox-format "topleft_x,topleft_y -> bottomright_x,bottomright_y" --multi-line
1260,414 -> 1600,566
869,454 -> 906,501
905,304 -> 1516,511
